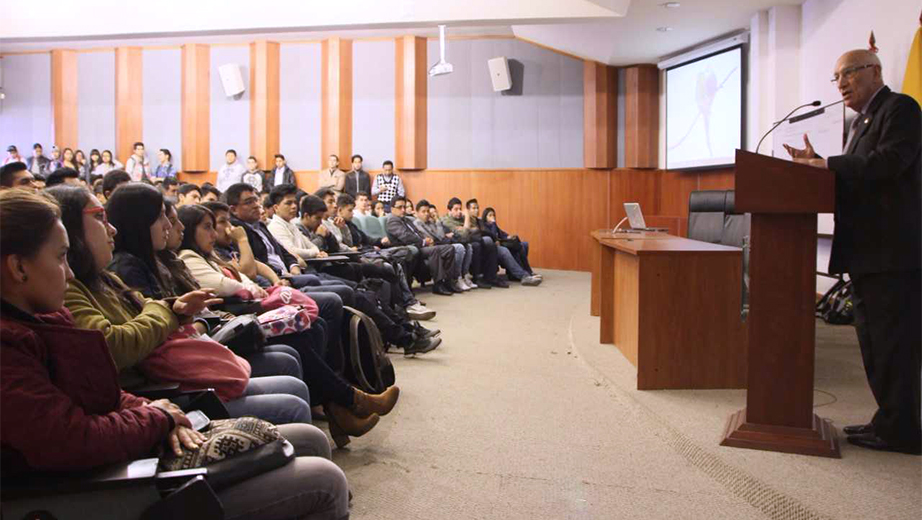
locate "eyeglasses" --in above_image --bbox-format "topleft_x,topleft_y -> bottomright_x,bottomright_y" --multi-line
83,206 -> 109,226
392,204 -> 406,210
830,64 -> 875,83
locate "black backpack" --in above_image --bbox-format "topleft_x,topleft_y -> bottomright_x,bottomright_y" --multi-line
341,305 -> 396,394
816,279 -> 854,325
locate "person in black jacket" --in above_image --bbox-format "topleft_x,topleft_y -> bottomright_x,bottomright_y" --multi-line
785,49 -> 921,455
385,196 -> 457,296
343,154 -> 372,199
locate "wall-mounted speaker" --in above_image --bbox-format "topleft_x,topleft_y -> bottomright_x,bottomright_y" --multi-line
488,57 -> 512,92
218,64 -> 245,97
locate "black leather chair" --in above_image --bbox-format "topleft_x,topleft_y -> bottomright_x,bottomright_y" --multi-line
688,190 -> 750,316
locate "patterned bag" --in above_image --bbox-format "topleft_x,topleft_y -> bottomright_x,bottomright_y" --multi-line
257,305 -> 313,338
159,417 -> 294,491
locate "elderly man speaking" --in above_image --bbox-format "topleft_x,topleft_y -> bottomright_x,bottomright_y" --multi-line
785,49 -> 921,455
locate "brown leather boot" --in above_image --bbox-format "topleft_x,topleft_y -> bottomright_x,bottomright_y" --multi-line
352,386 -> 400,418
324,403 -> 380,449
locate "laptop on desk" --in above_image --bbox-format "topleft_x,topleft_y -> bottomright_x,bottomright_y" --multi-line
622,203 -> 669,232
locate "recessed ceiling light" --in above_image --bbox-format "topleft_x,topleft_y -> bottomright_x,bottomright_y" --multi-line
660,2 -> 681,7
657,26 -> 674,32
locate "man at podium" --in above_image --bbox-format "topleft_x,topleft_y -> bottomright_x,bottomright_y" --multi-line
785,49 -> 921,455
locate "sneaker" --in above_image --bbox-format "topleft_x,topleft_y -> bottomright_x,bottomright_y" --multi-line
414,322 -> 441,338
465,279 -> 478,289
489,278 -> 510,288
457,277 -> 473,291
404,336 -> 442,356
452,279 -> 467,292
521,275 -> 542,286
432,281 -> 454,296
407,303 -> 436,321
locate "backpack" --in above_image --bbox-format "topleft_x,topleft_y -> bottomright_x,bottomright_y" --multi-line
341,305 -> 395,394
816,279 -> 854,325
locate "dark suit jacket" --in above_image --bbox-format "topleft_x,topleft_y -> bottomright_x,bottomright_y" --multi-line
343,170 -> 372,199
826,87 -> 922,275
263,166 -> 296,190
228,216 -> 300,276
385,215 -> 424,248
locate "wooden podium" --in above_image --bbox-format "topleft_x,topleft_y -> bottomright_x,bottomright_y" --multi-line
720,150 -> 841,458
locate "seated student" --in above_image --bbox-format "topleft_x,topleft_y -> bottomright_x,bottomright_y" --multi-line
102,169 -> 131,199
466,198 -> 538,286
32,174 -> 46,190
386,196 -> 458,296
160,176 -> 179,199
45,167 -> 82,187
177,204 -> 397,447
93,149 -> 122,176
0,189 -> 349,520
354,191 -> 373,216
404,198 -> 417,219
482,206 -> 541,285
267,184 -> 323,260
260,191 -> 274,221
441,197 -> 505,288
0,161 -> 38,191
176,183 -> 202,207
414,200 -> 475,292
46,185 -> 312,427
372,199 -> 386,217
315,188 -> 357,253
200,183 -> 222,202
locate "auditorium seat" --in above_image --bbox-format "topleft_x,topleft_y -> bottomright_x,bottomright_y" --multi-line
352,214 -> 370,234
688,190 -> 750,314
362,214 -> 387,240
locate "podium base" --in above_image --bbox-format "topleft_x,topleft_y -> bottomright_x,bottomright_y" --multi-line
721,408 -> 841,458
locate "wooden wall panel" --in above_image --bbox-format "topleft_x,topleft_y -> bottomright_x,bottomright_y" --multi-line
583,61 -> 617,169
698,167 -> 736,191
400,169 -> 610,271
610,169 -> 658,225
394,36 -> 427,170
181,43 -> 210,173
115,47 -> 143,164
51,49 -> 78,150
321,38 -> 352,169
624,65 -> 659,169
250,41 -> 280,169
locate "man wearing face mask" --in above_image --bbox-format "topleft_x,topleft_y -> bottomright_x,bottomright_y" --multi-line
785,49 -> 921,455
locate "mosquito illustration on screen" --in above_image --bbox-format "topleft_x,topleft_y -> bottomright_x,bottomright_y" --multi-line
668,65 -> 739,157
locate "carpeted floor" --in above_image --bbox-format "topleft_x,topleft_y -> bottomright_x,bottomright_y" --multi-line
331,270 -> 921,520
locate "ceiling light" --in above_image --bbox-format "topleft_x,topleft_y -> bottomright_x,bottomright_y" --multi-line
657,26 -> 674,32
660,2 -> 680,7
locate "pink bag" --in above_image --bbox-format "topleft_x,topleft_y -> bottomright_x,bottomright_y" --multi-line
261,286 -> 318,314
257,305 -> 313,338
138,325 -> 252,402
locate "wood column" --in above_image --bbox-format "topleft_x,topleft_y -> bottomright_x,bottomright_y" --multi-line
583,61 -> 617,169
181,44 -> 210,173
624,65 -> 659,169
395,36 -> 427,170
250,40 -> 280,170
115,47 -> 143,165
321,37 -> 352,169
51,49 -> 78,150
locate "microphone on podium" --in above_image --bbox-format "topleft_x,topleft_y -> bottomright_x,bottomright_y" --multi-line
755,100 -> 822,155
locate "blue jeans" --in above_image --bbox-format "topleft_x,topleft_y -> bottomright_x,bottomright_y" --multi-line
224,375 -> 312,425
244,344 -> 302,379
497,244 -> 529,280
450,243 -> 466,279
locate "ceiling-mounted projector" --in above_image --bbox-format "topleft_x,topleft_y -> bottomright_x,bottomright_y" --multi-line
429,25 -> 454,77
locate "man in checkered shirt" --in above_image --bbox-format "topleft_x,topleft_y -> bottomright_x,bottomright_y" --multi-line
371,160 -> 406,211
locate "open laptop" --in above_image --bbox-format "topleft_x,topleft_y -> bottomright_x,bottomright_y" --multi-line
623,203 -> 668,232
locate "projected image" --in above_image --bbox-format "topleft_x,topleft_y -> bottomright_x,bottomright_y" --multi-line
666,47 -> 742,169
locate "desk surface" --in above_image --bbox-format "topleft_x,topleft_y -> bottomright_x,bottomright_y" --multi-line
591,229 -> 672,241
605,237 -> 741,256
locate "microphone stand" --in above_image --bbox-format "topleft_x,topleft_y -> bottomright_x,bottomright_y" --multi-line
755,101 -> 821,155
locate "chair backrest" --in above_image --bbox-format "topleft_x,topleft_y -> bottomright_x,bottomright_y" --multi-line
363,214 -> 386,240
688,190 -> 729,244
352,214 -> 369,234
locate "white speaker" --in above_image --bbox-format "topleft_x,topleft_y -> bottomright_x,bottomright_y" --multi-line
488,57 -> 512,92
218,64 -> 245,97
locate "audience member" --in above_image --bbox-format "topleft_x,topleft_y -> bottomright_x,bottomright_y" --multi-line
48,146 -> 63,171
152,148 -> 177,179
315,188 -> 354,253
442,197 -> 505,288
267,184 -> 323,260
176,183 -> 202,206
0,162 -> 37,191
101,169 -> 131,199
344,154 -> 371,199
32,174 -> 46,190
1,189 -> 351,518
26,143 -> 50,176
260,191 -> 274,221
373,200 -> 386,217
84,149 -> 102,182
93,149 -> 122,176
318,154 -> 345,196
3,145 -> 22,165
354,191 -> 372,216
480,206 -> 541,286
124,142 -> 151,181
386,196 -> 457,296
45,167 -> 81,188
61,148 -> 79,171
200,183 -> 222,202
371,160 -> 405,211
267,153 -> 296,189
243,156 -> 264,193
217,149 -> 246,192
160,176 -> 179,199
74,150 -> 87,175
415,200 -> 474,292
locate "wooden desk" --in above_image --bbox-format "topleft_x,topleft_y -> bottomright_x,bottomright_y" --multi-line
590,232 -> 748,389
590,229 -> 672,317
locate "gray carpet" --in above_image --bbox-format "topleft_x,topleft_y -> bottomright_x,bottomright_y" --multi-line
331,270 -> 921,520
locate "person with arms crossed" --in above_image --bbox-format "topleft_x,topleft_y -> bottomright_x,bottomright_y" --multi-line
785,49 -> 921,455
